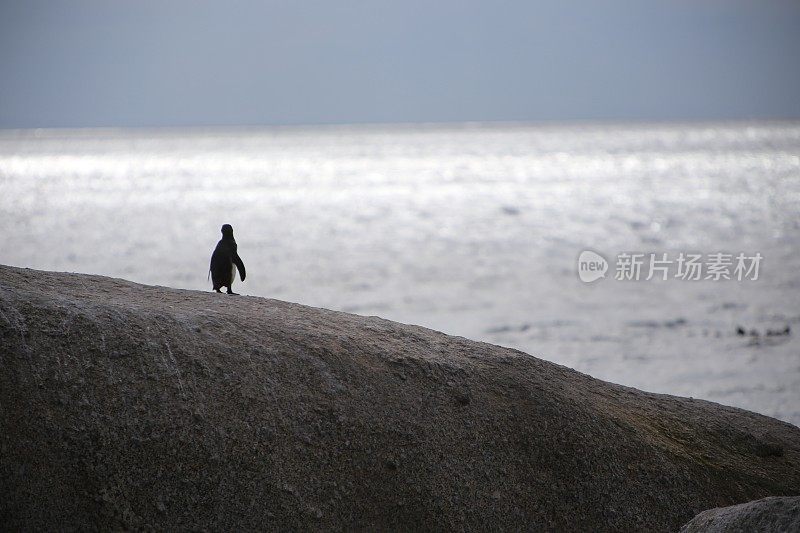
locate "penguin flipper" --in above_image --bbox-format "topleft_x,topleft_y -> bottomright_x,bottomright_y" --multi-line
234,254 -> 246,281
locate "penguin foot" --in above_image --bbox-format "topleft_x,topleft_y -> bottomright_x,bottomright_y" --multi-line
214,288 -> 222,293
226,289 -> 239,295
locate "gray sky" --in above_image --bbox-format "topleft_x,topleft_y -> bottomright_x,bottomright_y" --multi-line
1,0 -> 799,128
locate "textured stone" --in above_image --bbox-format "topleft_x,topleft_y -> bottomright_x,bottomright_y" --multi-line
1,265 -> 799,531
681,496 -> 800,533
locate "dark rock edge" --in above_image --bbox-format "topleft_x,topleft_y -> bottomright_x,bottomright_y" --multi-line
1,264 -> 798,531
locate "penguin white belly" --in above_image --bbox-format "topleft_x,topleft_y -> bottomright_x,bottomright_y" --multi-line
230,263 -> 237,286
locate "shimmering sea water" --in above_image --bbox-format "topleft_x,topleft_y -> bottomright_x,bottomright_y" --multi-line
1,121 -> 798,424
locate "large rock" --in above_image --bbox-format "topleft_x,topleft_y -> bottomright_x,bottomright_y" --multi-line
1,264 -> 798,531
680,496 -> 800,532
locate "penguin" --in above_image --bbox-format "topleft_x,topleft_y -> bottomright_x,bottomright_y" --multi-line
209,224 -> 246,294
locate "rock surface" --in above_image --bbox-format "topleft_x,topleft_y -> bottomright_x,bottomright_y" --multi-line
680,496 -> 800,532
1,264 -> 799,531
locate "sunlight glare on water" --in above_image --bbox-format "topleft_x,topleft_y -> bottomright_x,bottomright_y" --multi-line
1,121 -> 799,425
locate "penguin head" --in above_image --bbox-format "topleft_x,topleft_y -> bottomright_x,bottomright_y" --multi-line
221,224 -> 234,238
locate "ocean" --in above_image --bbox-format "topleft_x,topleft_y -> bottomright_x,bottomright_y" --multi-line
1,121 -> 798,425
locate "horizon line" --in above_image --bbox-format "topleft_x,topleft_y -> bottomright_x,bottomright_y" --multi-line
2,115 -> 800,136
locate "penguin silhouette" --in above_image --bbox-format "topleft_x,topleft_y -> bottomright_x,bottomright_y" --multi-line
209,224 -> 246,294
